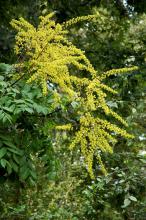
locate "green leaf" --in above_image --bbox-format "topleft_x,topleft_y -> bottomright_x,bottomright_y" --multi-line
0,135 -> 11,141
0,76 -> 4,81
9,104 -> 16,112
0,158 -> 7,168
3,141 -> 16,148
0,63 -> 13,74
0,111 -> 5,120
13,108 -> 22,114
6,161 -> 12,174
10,161 -> 18,172
139,158 -> 146,164
129,196 -> 137,202
107,101 -> 118,108
11,88 -> 20,94
20,167 -> 30,180
8,147 -> 23,156
122,198 -> 131,208
24,107 -> 34,114
3,141 -> 23,156
28,177 -> 36,186
30,170 -> 37,180
13,154 -> 20,164
2,112 -> 12,123
14,100 -> 25,104
0,148 -> 7,159
71,101 -> 79,108
0,81 -> 7,87
2,106 -> 13,113
33,103 -> 48,114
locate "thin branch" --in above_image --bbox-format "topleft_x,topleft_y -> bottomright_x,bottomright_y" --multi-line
10,72 -> 26,87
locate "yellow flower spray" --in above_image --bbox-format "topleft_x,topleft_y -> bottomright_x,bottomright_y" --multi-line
11,13 -> 138,178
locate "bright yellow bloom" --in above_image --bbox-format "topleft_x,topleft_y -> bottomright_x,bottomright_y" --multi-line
11,13 -> 136,178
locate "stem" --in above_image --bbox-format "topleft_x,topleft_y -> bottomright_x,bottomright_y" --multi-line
10,72 -> 26,87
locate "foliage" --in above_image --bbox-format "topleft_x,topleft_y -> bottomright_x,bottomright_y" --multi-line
0,62 -> 54,182
81,157 -> 146,220
0,1 -> 146,220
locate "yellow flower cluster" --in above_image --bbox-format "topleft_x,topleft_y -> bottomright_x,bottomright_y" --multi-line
70,111 -> 133,178
62,13 -> 100,28
11,14 -> 97,97
11,13 -> 136,178
56,124 -> 72,130
101,66 -> 138,80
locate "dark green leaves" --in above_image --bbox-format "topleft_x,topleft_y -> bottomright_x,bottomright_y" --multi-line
0,148 -> 7,159
0,63 -> 13,75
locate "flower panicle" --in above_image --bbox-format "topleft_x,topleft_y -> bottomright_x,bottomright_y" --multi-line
11,13 -> 135,179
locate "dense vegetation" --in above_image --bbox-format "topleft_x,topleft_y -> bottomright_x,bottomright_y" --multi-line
0,0 -> 145,219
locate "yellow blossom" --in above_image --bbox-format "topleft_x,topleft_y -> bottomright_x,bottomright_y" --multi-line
56,124 -> 72,130
11,12 -> 136,179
